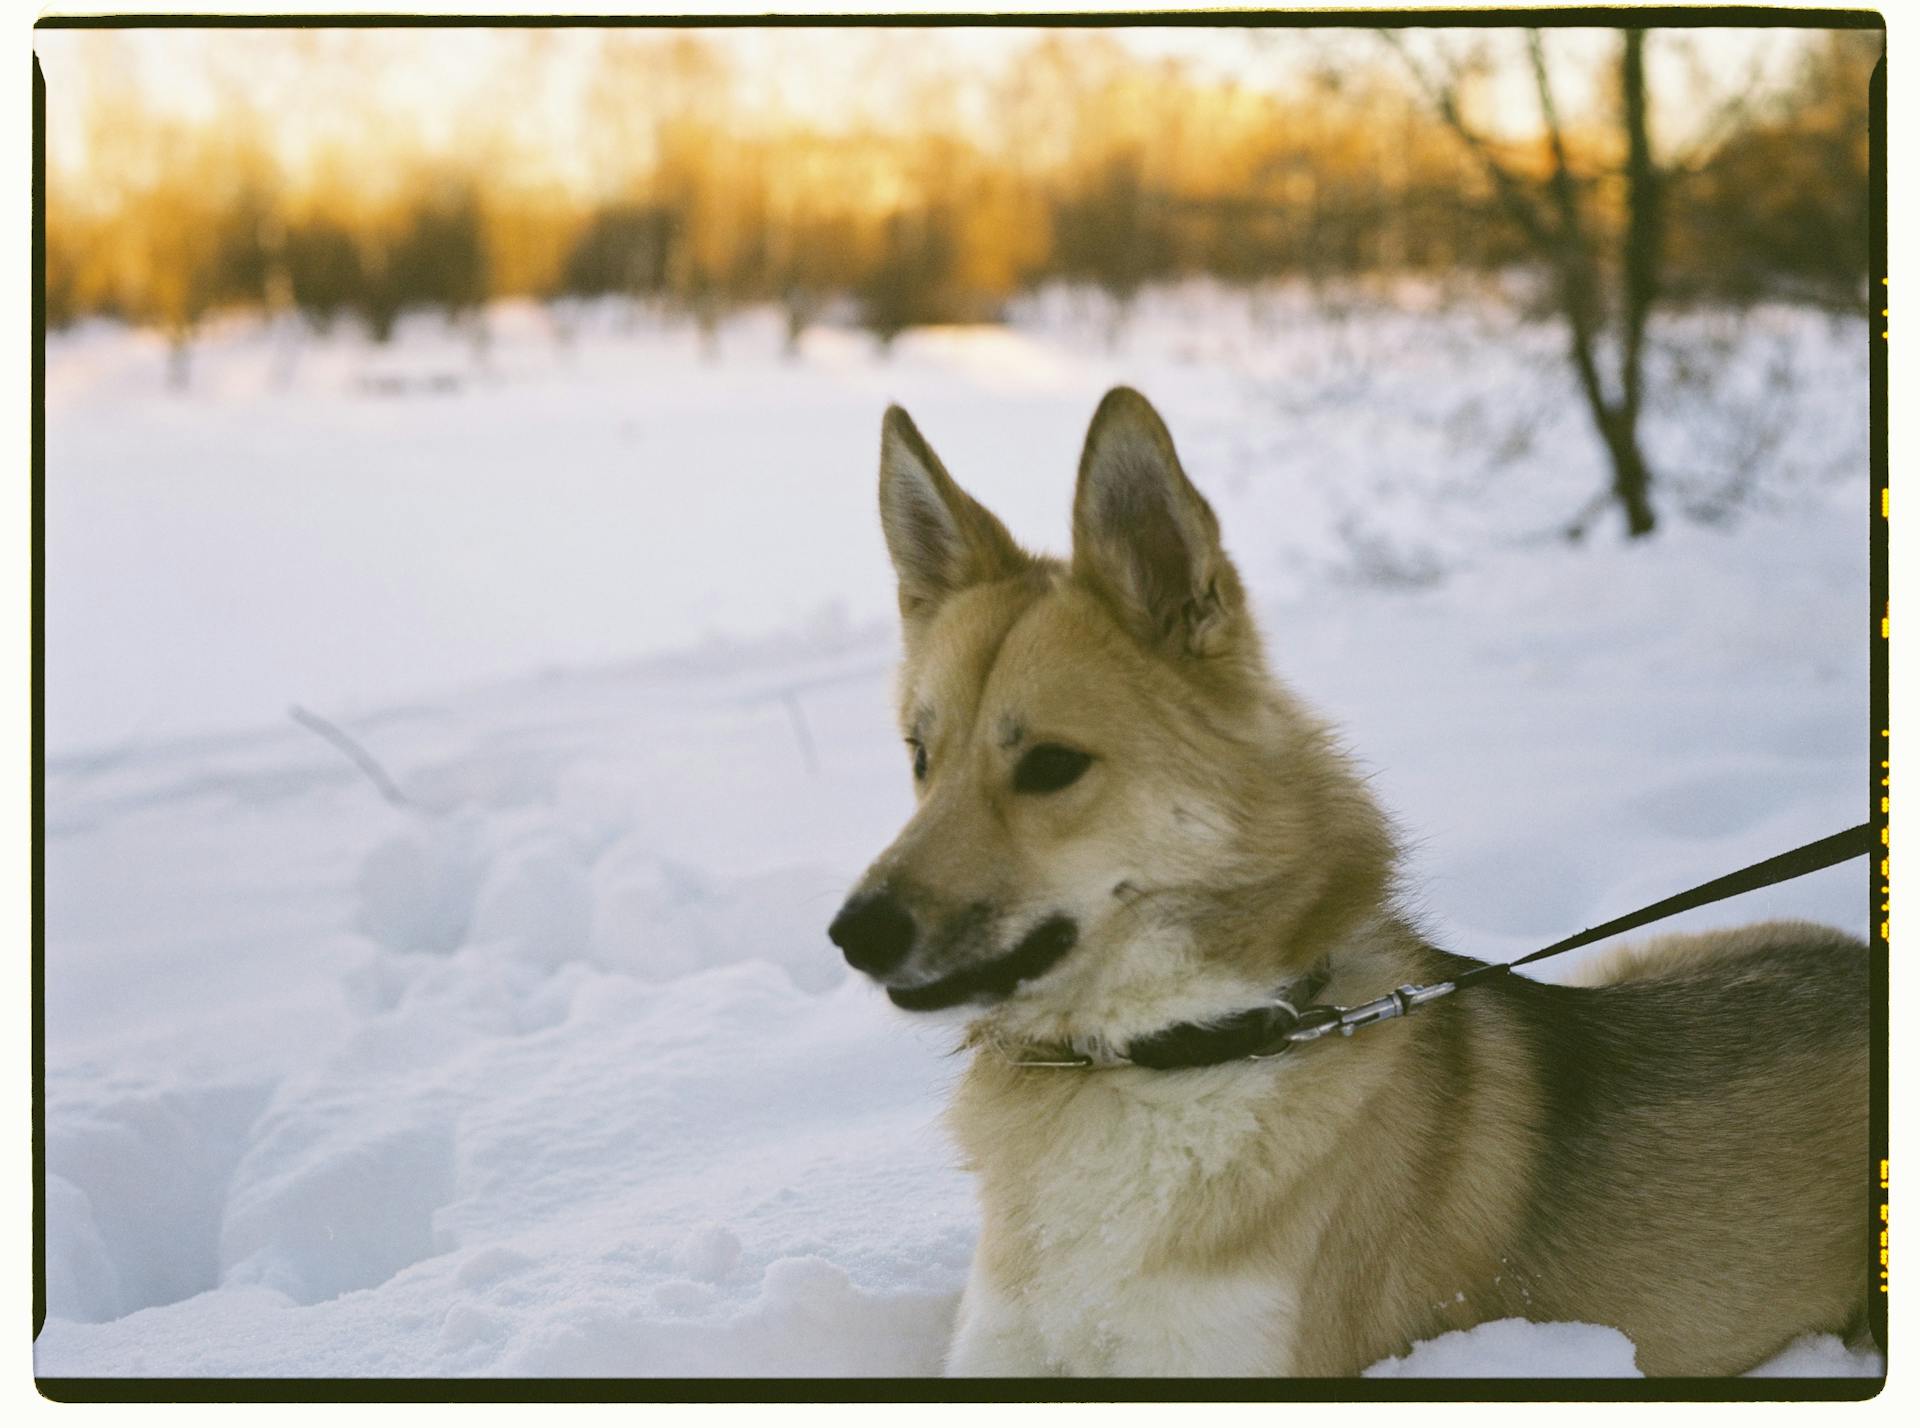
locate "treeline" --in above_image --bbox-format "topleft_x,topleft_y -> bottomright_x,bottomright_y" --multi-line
44,30 -> 1875,358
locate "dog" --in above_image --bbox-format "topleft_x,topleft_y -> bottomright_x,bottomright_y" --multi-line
828,387 -> 1869,1377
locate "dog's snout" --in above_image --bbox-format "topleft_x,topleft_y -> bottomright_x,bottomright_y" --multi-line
828,891 -> 916,975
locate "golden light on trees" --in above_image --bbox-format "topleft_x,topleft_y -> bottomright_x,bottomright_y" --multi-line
37,26 -> 1876,351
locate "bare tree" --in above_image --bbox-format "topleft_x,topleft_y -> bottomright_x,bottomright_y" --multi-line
1387,28 -> 1665,538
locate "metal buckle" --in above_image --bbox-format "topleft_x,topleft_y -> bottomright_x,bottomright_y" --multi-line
1246,995 -> 1307,1059
1245,1044 -> 1298,1061
1281,1003 -> 1348,1044
1004,1049 -> 1095,1069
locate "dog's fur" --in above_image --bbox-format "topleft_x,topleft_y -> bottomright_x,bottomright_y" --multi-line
831,388 -> 1868,1377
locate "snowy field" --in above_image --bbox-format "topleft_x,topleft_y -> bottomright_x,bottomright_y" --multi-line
37,284 -> 1881,1379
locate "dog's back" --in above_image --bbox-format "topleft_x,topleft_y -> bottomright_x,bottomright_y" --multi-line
1419,921 -> 1869,1376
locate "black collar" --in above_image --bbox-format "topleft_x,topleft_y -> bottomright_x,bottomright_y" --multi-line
1000,966 -> 1331,1071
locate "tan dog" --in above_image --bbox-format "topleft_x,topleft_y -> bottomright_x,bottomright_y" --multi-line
828,388 -> 1868,1377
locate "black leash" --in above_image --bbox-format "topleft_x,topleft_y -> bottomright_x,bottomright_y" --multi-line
1453,822 -> 1874,990
1275,821 -> 1876,1052
1009,823 -> 1874,1071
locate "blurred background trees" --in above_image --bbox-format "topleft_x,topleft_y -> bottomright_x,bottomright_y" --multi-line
46,28 -> 1874,340
42,24 -> 1877,526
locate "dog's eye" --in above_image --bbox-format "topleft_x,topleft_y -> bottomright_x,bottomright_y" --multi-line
1013,744 -> 1093,795
908,740 -> 928,781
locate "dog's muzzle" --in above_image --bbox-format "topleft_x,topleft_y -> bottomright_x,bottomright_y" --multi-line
829,886 -> 1081,1011
827,890 -> 917,976
889,917 -> 1081,1012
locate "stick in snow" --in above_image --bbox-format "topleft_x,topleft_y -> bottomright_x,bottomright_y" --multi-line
781,690 -> 820,777
289,704 -> 413,808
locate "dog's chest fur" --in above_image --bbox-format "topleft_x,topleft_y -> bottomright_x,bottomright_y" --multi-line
950,1060 -> 1319,1375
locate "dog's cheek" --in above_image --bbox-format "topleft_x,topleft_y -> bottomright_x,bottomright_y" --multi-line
1116,781 -> 1239,880
1009,777 -> 1230,926
1014,829 -> 1124,928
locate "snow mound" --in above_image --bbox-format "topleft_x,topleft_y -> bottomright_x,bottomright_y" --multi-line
1364,1319 -> 1643,1378
1363,1321 -> 1882,1379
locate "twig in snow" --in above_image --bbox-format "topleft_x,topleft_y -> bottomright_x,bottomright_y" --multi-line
781,690 -> 820,777
289,704 -> 414,808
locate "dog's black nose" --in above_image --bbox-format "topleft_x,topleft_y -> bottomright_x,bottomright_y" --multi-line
828,891 -> 916,975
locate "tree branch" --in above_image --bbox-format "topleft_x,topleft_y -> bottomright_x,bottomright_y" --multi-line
1664,38 -> 1777,175
1619,27 -> 1662,429
1378,32 -> 1557,251
1525,28 -> 1614,426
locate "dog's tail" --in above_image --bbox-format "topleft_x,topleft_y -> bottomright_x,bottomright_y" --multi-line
1566,917 -> 1865,987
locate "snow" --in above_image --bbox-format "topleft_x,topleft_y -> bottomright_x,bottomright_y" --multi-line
36,284 -> 1881,1379
1364,1319 -> 1644,1378
1364,1320 -> 1883,1380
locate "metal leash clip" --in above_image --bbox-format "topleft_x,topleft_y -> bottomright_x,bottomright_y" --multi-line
1245,995 -> 1311,1060
1005,1049 -> 1095,1068
1283,980 -> 1458,1044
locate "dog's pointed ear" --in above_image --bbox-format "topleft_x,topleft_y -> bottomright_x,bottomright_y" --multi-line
1072,387 -> 1244,657
878,405 -> 1027,627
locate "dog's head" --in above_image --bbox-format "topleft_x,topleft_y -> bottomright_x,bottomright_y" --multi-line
829,388 -> 1393,1048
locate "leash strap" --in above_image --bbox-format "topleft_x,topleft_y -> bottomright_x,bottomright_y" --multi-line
1282,822 -> 1875,1048
1452,822 -> 1874,989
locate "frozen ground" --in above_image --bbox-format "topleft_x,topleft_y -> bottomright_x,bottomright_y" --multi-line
37,285 -> 1880,1379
